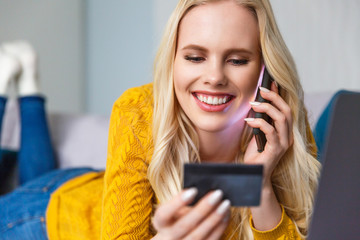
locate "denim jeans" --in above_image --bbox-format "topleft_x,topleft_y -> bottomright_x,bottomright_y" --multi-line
0,96 -> 56,185
0,168 -> 94,239
0,96 -> 95,239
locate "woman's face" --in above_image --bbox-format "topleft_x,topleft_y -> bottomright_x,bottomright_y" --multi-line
174,0 -> 262,135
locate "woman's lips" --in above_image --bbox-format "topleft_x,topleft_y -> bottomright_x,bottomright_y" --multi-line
192,92 -> 234,112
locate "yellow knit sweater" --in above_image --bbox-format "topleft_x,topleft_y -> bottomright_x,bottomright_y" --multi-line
46,83 -> 315,240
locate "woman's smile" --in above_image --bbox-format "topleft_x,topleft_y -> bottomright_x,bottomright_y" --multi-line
192,91 -> 234,112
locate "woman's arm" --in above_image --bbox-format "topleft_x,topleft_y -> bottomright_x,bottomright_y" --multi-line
250,183 -> 282,231
250,205 -> 303,240
101,88 -> 155,240
244,82 -> 303,238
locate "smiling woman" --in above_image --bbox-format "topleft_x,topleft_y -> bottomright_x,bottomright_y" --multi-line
148,0 -> 320,239
0,0 -> 320,240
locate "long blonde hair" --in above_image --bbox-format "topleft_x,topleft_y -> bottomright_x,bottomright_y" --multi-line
148,0 -> 321,238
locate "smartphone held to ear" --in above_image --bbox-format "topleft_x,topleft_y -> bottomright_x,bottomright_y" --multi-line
253,66 -> 274,152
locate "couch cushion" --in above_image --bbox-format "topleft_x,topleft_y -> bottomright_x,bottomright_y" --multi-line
48,113 -> 109,169
2,99 -> 109,169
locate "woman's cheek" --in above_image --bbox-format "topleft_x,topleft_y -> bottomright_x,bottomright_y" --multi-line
175,64 -> 202,88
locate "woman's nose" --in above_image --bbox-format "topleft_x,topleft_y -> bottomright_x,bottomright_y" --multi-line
204,60 -> 227,86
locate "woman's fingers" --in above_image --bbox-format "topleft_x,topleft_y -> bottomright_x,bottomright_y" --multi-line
259,85 -> 293,127
183,199 -> 231,240
249,86 -> 293,147
271,80 -> 279,94
171,190 -> 224,238
154,189 -> 230,240
153,188 -> 198,230
206,210 -> 231,240
245,117 -> 281,153
259,85 -> 291,119
249,102 -> 289,147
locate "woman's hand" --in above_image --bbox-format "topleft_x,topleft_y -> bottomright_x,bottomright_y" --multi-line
243,82 -> 292,230
152,188 -> 231,240
244,81 -> 294,186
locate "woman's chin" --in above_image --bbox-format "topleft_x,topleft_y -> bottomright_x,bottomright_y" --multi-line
194,120 -> 244,135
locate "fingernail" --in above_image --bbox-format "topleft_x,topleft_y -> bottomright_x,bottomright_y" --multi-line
249,101 -> 261,106
244,118 -> 255,122
217,199 -> 231,214
259,87 -> 270,93
274,81 -> 279,88
182,188 -> 198,202
208,189 -> 223,205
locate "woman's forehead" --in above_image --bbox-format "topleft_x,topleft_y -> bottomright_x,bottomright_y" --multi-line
177,1 -> 259,51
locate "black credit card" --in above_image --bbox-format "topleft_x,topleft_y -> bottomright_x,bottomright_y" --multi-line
183,163 -> 263,206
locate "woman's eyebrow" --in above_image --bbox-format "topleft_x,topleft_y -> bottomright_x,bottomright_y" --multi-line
180,44 -> 253,55
225,48 -> 253,55
181,44 -> 208,52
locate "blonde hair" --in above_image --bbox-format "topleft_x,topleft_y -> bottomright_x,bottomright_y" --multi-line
148,0 -> 321,239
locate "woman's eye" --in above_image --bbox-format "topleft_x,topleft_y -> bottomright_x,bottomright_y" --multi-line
185,56 -> 205,63
228,59 -> 249,66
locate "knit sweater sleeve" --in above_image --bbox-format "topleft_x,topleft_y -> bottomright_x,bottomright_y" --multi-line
101,84 -> 155,240
250,205 -> 303,240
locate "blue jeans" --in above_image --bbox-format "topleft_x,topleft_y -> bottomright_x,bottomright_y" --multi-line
0,168 -> 94,239
0,96 -> 56,185
0,96 -> 95,239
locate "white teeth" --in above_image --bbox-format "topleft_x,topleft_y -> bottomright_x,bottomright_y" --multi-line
196,94 -> 230,105
213,97 -> 218,105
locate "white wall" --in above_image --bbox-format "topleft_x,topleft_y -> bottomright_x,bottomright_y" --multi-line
86,0 -> 155,116
0,0 -> 85,113
85,0 -> 178,116
153,0 -> 178,50
271,0 -> 360,93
